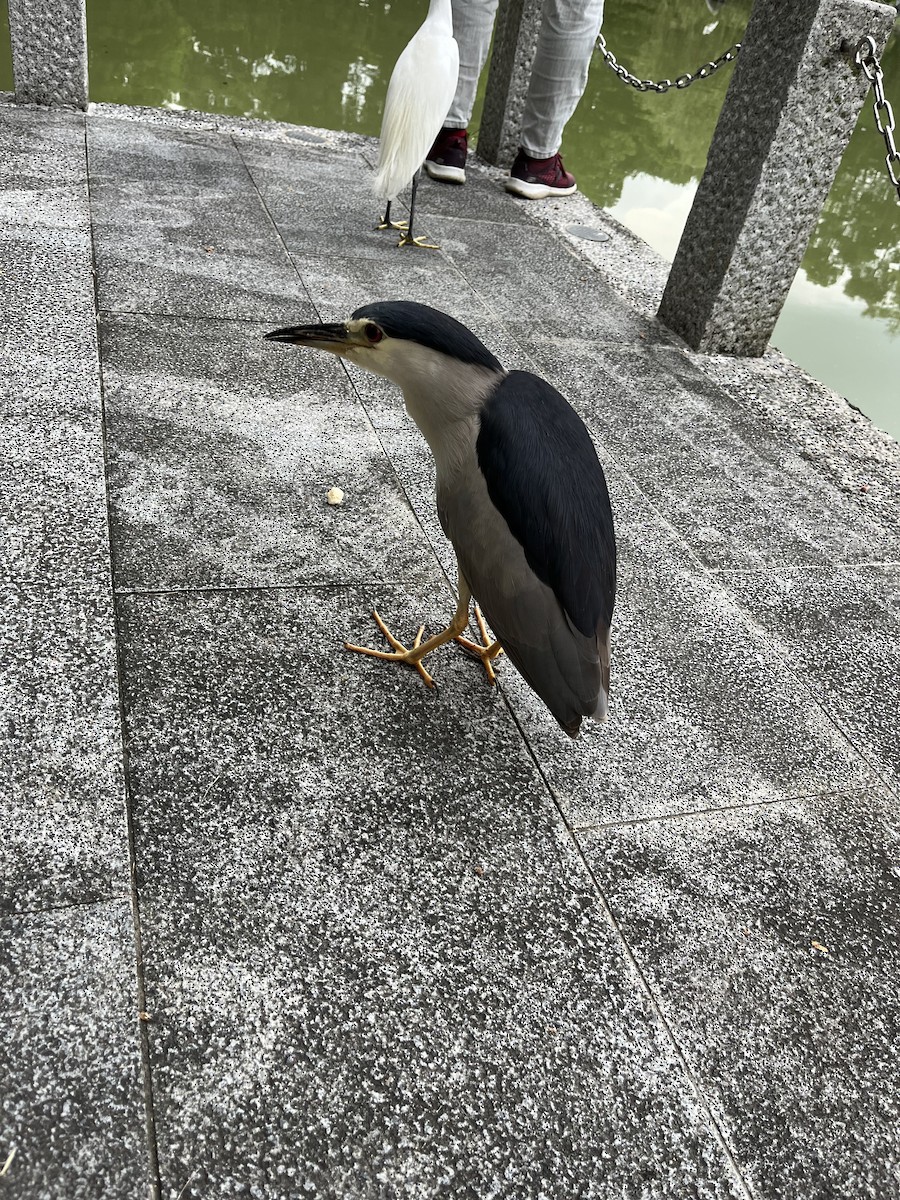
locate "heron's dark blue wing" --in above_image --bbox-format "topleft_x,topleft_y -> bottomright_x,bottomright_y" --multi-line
476,370 -> 615,638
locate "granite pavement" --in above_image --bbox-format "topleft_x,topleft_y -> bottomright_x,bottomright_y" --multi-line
1,99 -> 899,1200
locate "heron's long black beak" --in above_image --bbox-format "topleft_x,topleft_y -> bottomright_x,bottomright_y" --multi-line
264,322 -> 353,347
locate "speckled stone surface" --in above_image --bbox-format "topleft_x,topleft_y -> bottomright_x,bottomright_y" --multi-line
720,565 -> 900,792
0,107 -> 96,424
120,585 -> 745,1200
0,410 -> 110,584
235,136 -> 444,265
681,348 -> 900,541
3,98 -> 900,1197
517,334 -> 900,570
88,117 -> 308,319
0,584 -> 128,914
435,215 -> 658,344
0,104 -> 87,229
100,312 -> 434,592
0,901 -> 148,1197
7,0 -> 88,107
580,788 -> 900,1200
287,246 -> 497,332
0,223 -> 98,416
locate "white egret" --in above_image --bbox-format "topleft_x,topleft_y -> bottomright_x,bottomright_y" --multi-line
373,0 -> 459,248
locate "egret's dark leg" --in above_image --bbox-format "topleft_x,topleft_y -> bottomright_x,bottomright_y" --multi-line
376,199 -> 408,232
456,603 -> 504,685
345,576 -> 472,687
398,170 -> 439,249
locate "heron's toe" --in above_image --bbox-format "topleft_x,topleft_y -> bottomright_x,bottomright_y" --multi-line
455,605 -> 503,685
343,609 -> 436,688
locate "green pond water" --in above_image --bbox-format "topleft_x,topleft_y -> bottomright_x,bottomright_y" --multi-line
2,0 -> 897,438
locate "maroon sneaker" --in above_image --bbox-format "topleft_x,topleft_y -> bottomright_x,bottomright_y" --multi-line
505,149 -> 577,199
424,128 -> 468,184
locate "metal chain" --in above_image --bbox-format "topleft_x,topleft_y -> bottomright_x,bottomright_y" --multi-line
854,36 -> 900,205
594,31 -> 741,94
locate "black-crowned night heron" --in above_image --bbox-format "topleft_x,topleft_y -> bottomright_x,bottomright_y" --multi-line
265,301 -> 615,737
373,0 -> 458,247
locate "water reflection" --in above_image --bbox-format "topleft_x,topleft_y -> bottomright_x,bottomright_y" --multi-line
81,0 -> 403,131
565,0 -> 898,434
569,0 -> 753,201
803,66 -> 900,334
0,2 -> 11,88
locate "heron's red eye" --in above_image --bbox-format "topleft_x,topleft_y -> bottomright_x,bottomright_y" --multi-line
364,323 -> 383,343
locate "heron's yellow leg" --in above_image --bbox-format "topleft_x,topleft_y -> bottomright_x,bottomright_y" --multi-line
455,604 -> 504,686
345,590 -> 470,688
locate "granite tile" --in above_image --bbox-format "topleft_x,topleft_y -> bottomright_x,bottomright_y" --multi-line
580,787 -> 900,1200
0,347 -> 100,422
0,584 -> 128,915
87,113 -> 254,186
0,223 -> 98,403
120,584 -> 745,1200
719,564 -> 900,791
90,201 -> 308,321
518,335 -> 899,568
236,136 -> 438,264
291,249 -> 498,332
500,469 -> 871,825
0,901 -> 149,1196
0,409 -> 108,585
414,157 -> 523,225
100,312 -> 434,591
87,118 -> 304,319
0,103 -> 88,230
680,348 -> 900,553
435,216 -> 655,342
540,189 -> 671,322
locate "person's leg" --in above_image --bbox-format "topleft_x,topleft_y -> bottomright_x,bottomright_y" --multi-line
519,0 -> 604,158
426,0 -> 499,182
444,0 -> 501,128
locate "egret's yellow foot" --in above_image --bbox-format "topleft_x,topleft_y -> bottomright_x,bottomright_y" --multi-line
455,604 -> 503,685
345,609 -> 435,688
377,216 -> 409,231
376,201 -> 408,232
397,232 -> 440,249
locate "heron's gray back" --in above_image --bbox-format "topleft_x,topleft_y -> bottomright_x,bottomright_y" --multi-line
437,456 -> 608,736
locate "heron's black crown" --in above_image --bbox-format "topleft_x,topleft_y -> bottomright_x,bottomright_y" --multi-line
352,301 -> 503,373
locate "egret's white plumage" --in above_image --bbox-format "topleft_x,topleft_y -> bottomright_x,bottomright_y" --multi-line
373,0 -> 458,242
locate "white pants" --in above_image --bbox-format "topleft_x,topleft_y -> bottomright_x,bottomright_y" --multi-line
445,0 -> 605,158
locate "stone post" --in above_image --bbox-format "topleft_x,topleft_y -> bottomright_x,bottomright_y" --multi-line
7,0 -> 89,108
658,0 -> 896,356
478,0 -> 543,166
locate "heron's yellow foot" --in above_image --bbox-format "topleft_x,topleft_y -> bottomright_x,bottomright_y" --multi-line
455,604 -> 503,685
397,232 -> 440,249
344,608 -> 436,688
